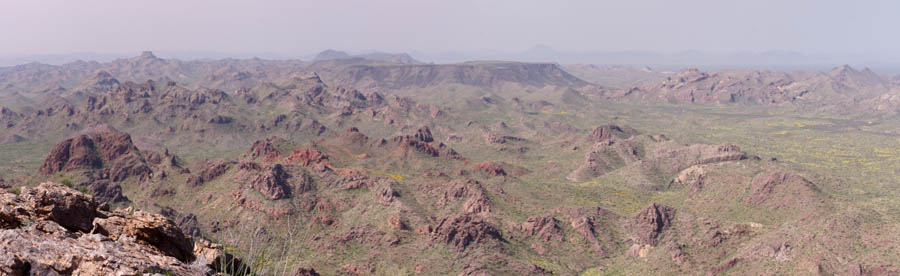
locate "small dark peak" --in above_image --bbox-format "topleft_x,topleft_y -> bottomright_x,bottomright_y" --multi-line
345,127 -> 360,133
94,70 -> 114,80
314,49 -> 351,61
415,126 -> 434,142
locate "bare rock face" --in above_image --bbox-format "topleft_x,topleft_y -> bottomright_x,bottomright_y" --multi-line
431,214 -> 502,252
93,209 -> 195,262
39,132 -> 153,184
245,136 -> 281,160
462,192 -> 493,215
18,182 -> 99,232
628,203 -> 675,246
251,163 -> 291,200
670,165 -> 706,194
415,126 -> 434,142
651,144 -> 746,174
0,182 -> 215,275
519,216 -> 564,242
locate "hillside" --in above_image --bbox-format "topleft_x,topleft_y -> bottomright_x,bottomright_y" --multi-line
2,55 -> 900,275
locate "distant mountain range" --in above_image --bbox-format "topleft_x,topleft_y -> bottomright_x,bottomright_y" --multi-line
5,47 -> 900,74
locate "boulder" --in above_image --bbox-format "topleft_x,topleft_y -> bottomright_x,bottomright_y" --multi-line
93,209 -> 195,262
19,182 -> 99,232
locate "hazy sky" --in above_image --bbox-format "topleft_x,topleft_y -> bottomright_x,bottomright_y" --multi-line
0,0 -> 897,57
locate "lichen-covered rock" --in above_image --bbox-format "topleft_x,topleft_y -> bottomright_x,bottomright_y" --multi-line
93,209 -> 195,262
19,182 -> 99,232
0,182 -> 217,275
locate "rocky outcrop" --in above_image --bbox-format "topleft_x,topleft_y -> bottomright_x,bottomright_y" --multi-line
431,214 -> 502,252
245,136 -> 281,160
186,160 -> 234,186
649,143 -> 747,176
93,209 -> 195,262
628,203 -> 675,246
474,161 -> 507,176
570,216 -> 606,257
670,165 -> 706,194
518,216 -> 564,242
39,132 -> 151,182
0,182 -> 220,275
587,124 -> 637,142
15,181 -> 99,232
415,126 -> 434,142
567,138 -> 641,182
288,148 -> 330,168
390,126 -> 463,160
250,164 -> 291,200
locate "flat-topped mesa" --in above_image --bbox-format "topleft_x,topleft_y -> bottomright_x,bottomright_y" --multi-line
139,51 -> 158,59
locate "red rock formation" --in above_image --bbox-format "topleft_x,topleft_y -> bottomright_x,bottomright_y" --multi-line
288,148 -> 330,167
186,161 -> 234,187
462,193 -> 493,215
629,203 -> 675,246
431,214 -> 502,252
245,136 -> 281,160
250,164 -> 291,200
519,216 -> 564,242
475,161 -> 507,176
39,132 -> 153,183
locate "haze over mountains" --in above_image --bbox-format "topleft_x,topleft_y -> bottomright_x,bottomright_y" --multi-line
6,46 -> 900,74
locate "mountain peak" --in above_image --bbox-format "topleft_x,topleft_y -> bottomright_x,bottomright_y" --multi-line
139,51 -> 158,59
314,49 -> 351,61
